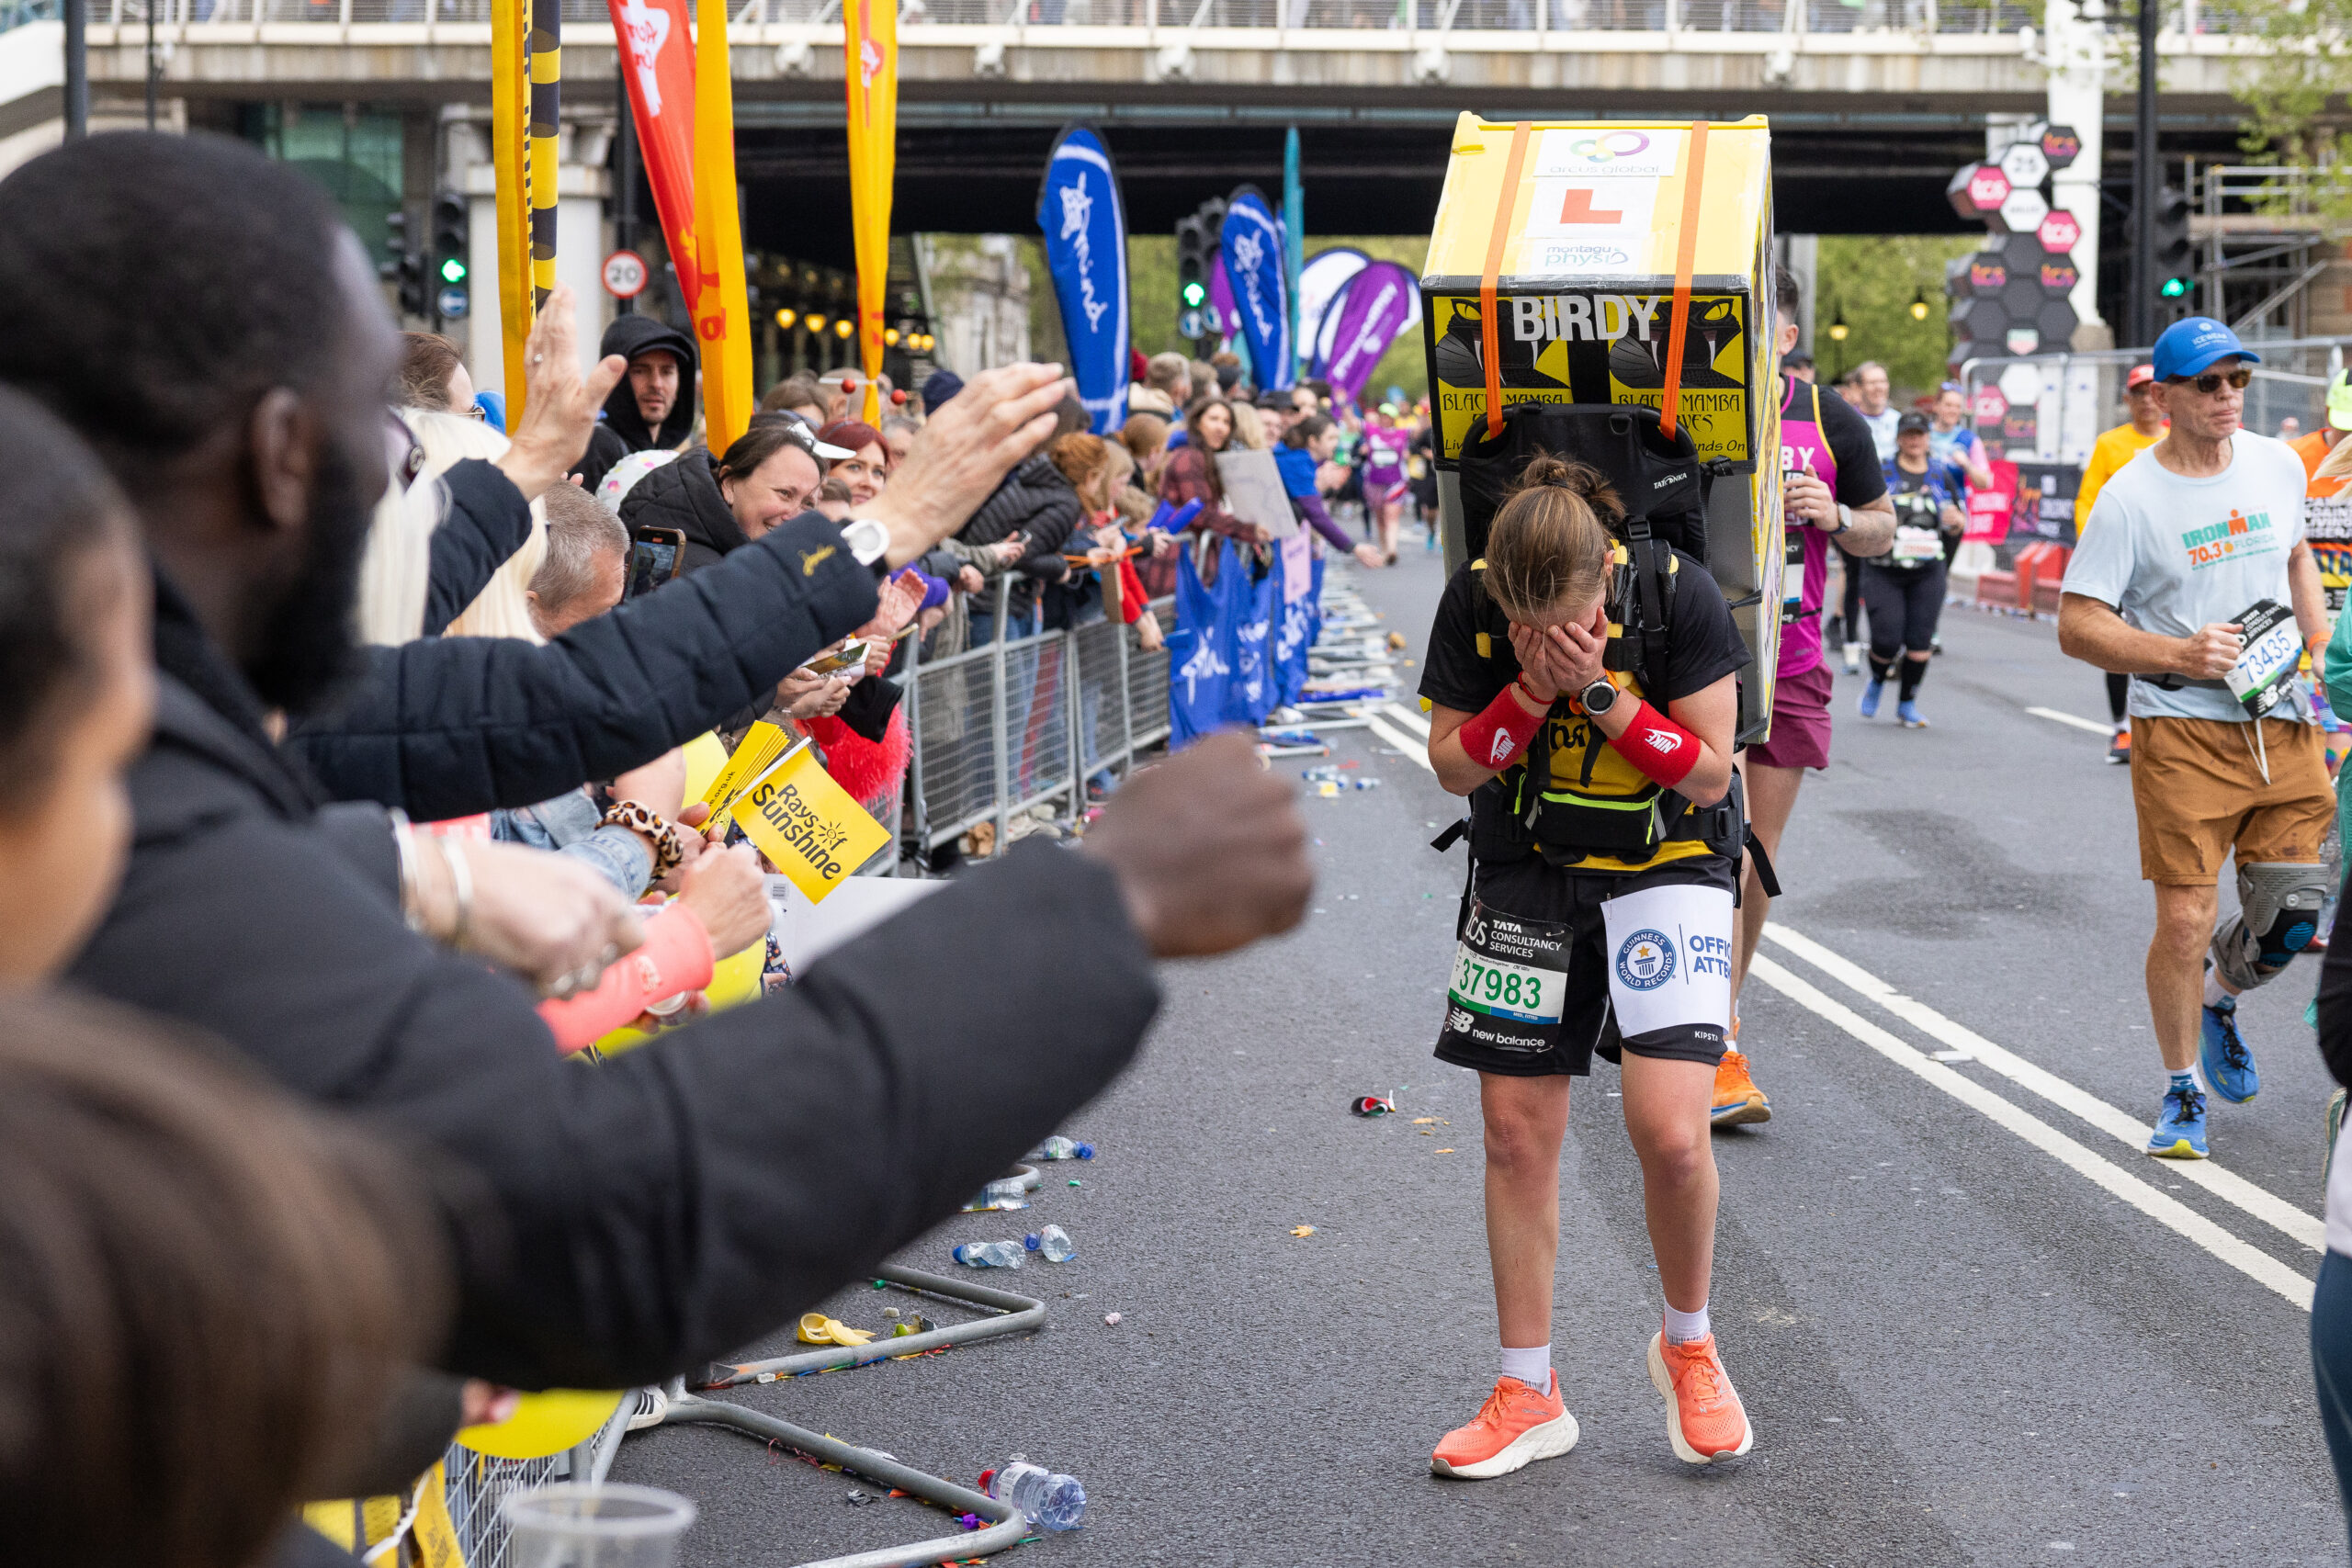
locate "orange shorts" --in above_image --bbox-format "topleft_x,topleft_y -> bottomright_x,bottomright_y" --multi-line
2130,715 -> 2333,885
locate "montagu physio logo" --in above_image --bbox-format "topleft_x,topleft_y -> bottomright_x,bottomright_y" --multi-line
2180,506 -> 2276,570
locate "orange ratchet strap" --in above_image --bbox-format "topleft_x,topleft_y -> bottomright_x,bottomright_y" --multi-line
1480,119 -> 1534,442
1657,119 -> 1710,444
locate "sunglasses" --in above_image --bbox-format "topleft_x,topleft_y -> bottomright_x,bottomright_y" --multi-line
2173,367 -> 2254,396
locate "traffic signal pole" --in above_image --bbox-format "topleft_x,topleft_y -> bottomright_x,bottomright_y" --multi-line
2130,0 -> 2158,347
62,0 -> 86,139
614,65 -> 639,316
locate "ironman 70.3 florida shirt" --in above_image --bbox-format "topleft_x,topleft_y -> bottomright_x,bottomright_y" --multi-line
2061,430 -> 2309,724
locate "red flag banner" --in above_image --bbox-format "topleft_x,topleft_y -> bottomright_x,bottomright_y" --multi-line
609,0 -> 700,316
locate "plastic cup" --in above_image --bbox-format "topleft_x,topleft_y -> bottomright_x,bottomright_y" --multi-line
501,1483 -> 698,1568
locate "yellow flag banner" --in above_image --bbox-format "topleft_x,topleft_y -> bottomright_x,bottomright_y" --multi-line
698,718 -> 794,832
691,0 -> 754,455
491,0 -> 533,417
732,742 -> 890,903
842,0 -> 898,426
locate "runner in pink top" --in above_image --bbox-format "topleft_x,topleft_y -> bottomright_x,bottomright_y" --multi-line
1714,271 -> 1895,1129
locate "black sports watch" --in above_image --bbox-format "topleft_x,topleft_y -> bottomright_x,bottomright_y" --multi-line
1578,678 -> 1618,716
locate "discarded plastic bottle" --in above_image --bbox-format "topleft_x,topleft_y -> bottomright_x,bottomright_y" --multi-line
1024,1224 -> 1076,1262
952,1241 -> 1025,1269
983,1457 -> 1086,1531
1027,1136 -> 1094,1161
962,1177 -> 1030,1213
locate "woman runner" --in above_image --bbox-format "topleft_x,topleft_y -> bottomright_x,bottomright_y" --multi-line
1420,454 -> 1755,1477
1860,411 -> 1965,728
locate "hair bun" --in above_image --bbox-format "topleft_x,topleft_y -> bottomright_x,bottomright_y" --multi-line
1510,450 -> 1623,522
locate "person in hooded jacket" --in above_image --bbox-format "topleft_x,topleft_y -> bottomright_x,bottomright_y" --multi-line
572,314 -> 701,495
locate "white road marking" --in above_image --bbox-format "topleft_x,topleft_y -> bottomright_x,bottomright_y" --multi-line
1747,953 -> 2315,1312
2026,705 -> 2114,736
1359,701 -> 1433,769
1367,715 -> 1434,769
1764,925 -> 2326,1254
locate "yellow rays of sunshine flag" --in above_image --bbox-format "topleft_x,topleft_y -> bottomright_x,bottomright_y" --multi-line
691,0 -> 754,455
843,0 -> 898,425
730,741 -> 890,903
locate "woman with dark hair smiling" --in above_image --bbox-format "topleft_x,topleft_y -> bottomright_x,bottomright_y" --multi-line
619,415 -> 851,575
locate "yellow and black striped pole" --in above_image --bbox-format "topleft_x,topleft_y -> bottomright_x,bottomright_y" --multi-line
526,0 -> 560,312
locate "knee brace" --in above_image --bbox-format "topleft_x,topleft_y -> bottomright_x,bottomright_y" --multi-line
2211,861 -> 2333,991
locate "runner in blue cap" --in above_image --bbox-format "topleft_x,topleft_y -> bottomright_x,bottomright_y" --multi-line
2058,316 -> 2334,1158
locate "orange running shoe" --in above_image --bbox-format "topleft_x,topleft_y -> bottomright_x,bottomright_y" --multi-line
1430,1373 -> 1579,1479
1647,1332 -> 1754,1464
1711,1047 -> 1771,1127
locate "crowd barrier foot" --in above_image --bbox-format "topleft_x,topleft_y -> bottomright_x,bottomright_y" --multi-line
661,1391 -> 1030,1568
701,1264 -> 1047,1388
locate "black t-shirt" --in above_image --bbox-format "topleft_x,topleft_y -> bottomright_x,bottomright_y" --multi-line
1811,382 -> 1889,508
1419,552 -> 1750,718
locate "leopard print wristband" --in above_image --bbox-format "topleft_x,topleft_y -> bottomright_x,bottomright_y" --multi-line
601,798 -> 684,880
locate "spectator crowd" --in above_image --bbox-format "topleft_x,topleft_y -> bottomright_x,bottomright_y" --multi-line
0,129 -> 1320,1568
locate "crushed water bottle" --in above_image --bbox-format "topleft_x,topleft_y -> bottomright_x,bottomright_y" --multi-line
1027,1135 -> 1094,1161
983,1456 -> 1086,1532
1024,1224 -> 1076,1262
952,1240 -> 1025,1269
961,1177 -> 1030,1212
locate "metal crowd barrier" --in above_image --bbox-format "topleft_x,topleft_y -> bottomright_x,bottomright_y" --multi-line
902,578 -> 1173,858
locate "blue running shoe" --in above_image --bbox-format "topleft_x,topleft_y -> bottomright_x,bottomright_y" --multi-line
2148,1081 -> 2210,1159
1897,700 -> 1928,728
2199,996 -> 2259,1104
1859,681 -> 1883,719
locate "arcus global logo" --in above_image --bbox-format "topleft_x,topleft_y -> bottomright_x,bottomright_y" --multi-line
1557,130 -> 1652,164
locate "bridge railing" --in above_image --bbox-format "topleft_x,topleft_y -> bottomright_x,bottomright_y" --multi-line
66,0 -> 2051,35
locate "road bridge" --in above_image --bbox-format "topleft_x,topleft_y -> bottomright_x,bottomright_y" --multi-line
0,3 -> 2274,384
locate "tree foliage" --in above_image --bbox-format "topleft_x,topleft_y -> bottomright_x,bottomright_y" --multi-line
1814,234 -> 1984,400
2234,0 -> 2352,227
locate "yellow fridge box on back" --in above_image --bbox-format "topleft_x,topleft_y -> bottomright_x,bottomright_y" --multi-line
1420,114 -> 1782,742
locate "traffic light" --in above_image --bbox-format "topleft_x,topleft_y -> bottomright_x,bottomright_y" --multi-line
1174,197 -> 1229,344
2152,186 -> 2194,318
432,192 -> 469,288
381,209 -> 429,321
1176,214 -> 1208,334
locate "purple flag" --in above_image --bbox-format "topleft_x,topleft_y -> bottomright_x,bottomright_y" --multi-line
1208,250 -> 1239,338
1315,261 -> 1419,402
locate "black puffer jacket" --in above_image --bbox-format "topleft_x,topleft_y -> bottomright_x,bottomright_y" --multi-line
616,448 -> 740,576
283,466 -> 871,821
618,451 -> 902,741
421,457 -> 532,634
70,591 -> 1162,1391
957,455 -> 1082,622
574,315 -> 700,494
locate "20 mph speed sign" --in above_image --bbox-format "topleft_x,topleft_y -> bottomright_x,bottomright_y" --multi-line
602,250 -> 648,299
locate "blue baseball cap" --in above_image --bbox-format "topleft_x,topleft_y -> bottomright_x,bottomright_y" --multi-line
2152,316 -> 2262,382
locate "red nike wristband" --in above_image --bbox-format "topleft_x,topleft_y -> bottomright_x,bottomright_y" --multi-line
1457,686 -> 1547,772
1608,696 -> 1702,789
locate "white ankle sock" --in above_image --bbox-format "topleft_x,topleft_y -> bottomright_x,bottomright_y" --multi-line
2204,971 -> 2233,1009
1498,1343 -> 1551,1392
1663,1303 -> 1712,1344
